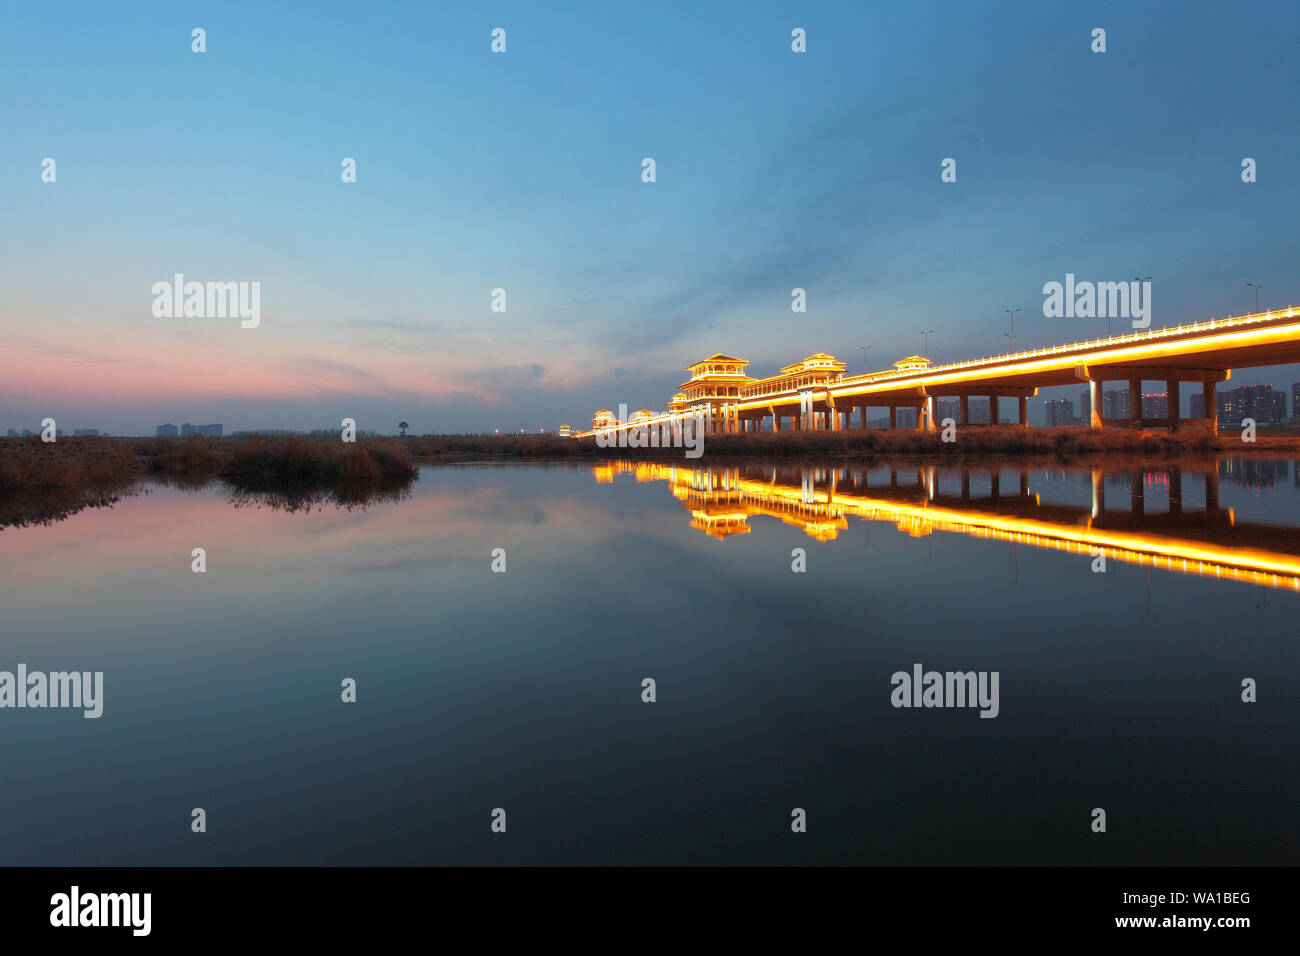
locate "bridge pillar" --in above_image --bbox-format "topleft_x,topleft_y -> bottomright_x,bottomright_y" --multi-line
889,406 -> 897,430
959,394 -> 969,425
771,410 -> 780,432
1090,380 -> 1104,429
1205,469 -> 1219,511
1169,468 -> 1182,515
1167,380 -> 1180,430
1202,381 -> 1218,435
1091,469 -> 1106,517
1017,395 -> 1028,428
990,470 -> 1000,499
1129,378 -> 1141,427
1131,471 -> 1144,515
1018,469 -> 1028,496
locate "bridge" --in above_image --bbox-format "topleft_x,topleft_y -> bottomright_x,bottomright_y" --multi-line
594,461 -> 1300,591
577,306 -> 1300,438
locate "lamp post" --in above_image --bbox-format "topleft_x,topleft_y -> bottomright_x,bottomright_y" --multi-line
921,329 -> 934,357
1004,308 -> 1020,351
1247,282 -> 1263,313
860,344 -> 871,372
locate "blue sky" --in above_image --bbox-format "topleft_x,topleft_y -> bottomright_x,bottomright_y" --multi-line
2,0 -> 1298,433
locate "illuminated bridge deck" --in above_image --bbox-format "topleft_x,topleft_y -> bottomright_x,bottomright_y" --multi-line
578,307 -> 1300,437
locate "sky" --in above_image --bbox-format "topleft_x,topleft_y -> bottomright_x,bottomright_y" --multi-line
2,0 -> 1299,434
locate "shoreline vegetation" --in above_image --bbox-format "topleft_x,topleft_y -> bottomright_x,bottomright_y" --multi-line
1,426 -> 1299,490
0,435 -> 417,490
0,435 -> 418,527
0,429 -> 1297,528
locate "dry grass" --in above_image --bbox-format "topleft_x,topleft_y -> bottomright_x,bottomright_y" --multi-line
682,424 -> 1227,461
401,434 -> 594,461
565,423 -> 1300,465
0,435 -> 414,492
387,425 -> 1300,465
219,435 -> 414,486
0,436 -> 141,490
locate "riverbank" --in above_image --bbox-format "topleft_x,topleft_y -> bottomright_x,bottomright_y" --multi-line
2,428 -> 1298,492
409,426 -> 1300,465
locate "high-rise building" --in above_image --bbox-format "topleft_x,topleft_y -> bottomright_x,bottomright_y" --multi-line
1219,385 -> 1285,424
156,423 -> 179,437
180,423 -> 223,437
1077,388 -> 1131,421
1266,390 -> 1286,422
1142,392 -> 1168,418
1102,390 -> 1129,419
1044,399 -> 1074,427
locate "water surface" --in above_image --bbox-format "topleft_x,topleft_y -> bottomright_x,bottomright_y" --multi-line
1,459 -> 1296,864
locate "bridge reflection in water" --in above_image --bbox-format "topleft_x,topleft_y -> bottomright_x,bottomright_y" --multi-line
592,460 -> 1300,591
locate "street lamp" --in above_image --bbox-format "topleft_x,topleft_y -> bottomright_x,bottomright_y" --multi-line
860,344 -> 871,372
1004,308 -> 1020,351
1247,282 -> 1263,313
921,329 -> 934,357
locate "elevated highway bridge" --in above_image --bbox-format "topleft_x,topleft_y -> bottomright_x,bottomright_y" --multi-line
578,307 -> 1300,438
